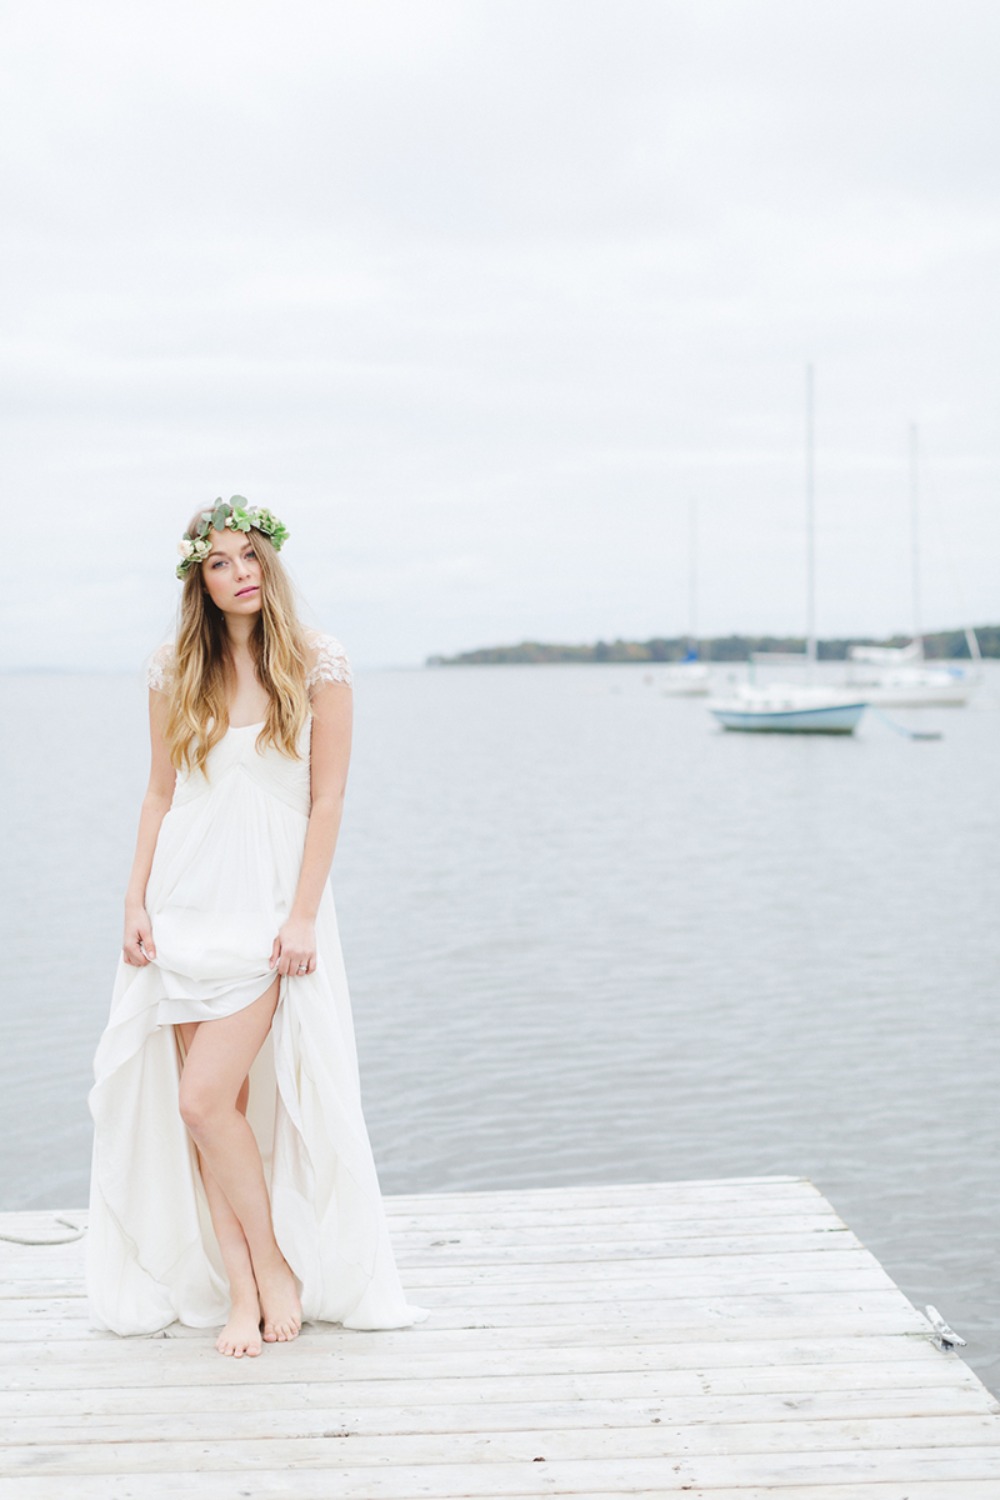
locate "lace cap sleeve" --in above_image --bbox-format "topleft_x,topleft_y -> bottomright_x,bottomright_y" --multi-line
305,632 -> 353,692
147,642 -> 175,693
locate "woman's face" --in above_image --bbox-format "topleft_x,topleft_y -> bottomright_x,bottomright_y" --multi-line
200,527 -> 264,615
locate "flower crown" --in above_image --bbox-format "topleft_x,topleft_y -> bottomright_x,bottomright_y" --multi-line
176,498 -> 290,579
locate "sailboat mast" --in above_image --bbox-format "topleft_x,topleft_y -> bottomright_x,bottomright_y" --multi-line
805,364 -> 817,666
688,497 -> 698,651
909,423 -> 924,657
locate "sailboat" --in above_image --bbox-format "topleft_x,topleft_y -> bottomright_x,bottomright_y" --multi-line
842,427 -> 981,708
845,647 -> 979,708
661,499 -> 711,696
708,367 -> 868,734
709,682 -> 868,733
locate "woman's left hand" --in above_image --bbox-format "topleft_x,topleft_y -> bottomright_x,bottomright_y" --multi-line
270,916 -> 317,978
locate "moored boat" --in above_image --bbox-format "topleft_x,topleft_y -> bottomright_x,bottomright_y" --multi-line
844,661 -> 976,708
844,629 -> 981,708
661,658 -> 711,696
840,432 -> 982,709
708,366 -> 867,737
709,685 -> 867,734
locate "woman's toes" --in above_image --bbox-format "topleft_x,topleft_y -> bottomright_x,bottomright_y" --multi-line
257,1257 -> 302,1344
238,1324 -> 262,1357
262,1317 -> 299,1343
217,1302 -> 262,1357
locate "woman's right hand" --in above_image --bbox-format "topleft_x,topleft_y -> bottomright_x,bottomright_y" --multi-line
123,904 -> 156,967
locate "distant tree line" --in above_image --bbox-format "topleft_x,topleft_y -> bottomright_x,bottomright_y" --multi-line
427,625 -> 999,667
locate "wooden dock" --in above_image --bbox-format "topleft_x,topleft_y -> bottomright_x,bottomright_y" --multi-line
2,1175 -> 999,1497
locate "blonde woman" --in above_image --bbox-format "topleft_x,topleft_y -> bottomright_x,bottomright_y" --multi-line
88,498 -> 426,1356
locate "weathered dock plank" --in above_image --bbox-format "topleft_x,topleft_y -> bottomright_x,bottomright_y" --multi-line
1,1177 -> 997,1497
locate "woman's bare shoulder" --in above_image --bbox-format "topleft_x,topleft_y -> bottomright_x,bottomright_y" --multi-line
303,629 -> 353,691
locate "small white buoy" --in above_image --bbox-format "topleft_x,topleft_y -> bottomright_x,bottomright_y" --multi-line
925,1304 -> 967,1349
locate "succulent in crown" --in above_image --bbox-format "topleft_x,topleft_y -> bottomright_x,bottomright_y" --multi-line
176,498 -> 290,579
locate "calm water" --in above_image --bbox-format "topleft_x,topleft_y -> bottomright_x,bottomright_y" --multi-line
2,662 -> 998,1389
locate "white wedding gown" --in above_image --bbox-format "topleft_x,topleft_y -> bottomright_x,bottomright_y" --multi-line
87,634 -> 427,1335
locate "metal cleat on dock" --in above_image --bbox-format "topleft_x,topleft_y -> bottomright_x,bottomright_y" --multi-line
925,1303 -> 968,1349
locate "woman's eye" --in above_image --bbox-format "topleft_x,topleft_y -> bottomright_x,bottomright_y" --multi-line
211,559 -> 226,569
245,548 -> 256,560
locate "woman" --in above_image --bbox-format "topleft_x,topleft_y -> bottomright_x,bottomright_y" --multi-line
87,498 -> 426,1356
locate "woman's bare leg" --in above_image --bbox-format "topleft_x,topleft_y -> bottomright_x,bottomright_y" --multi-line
175,1043 -> 261,1357
177,982 -> 302,1348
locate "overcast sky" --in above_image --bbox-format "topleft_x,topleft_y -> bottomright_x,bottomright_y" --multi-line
1,0 -> 997,669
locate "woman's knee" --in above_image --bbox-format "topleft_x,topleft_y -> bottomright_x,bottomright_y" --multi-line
178,1073 -> 248,1136
178,1076 -> 219,1137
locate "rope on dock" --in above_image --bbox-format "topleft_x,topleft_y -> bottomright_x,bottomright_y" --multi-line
0,1216 -> 86,1245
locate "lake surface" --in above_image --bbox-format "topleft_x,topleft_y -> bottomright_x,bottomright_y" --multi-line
2,661 -> 998,1390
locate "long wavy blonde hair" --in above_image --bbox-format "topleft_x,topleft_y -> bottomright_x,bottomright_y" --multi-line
164,515 -> 311,774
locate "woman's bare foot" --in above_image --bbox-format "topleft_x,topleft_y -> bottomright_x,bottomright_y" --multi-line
216,1294 -> 263,1358
257,1253 -> 302,1343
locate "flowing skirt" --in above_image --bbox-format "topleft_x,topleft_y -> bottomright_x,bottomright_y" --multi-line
87,759 -> 427,1334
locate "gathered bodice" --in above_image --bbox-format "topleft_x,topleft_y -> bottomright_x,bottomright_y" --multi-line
171,719 -> 313,815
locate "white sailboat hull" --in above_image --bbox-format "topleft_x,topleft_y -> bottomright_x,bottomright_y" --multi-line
660,664 -> 711,696
709,688 -> 868,734
845,668 -> 978,708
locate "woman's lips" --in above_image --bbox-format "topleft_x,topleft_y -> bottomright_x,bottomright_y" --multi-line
235,585 -> 259,598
